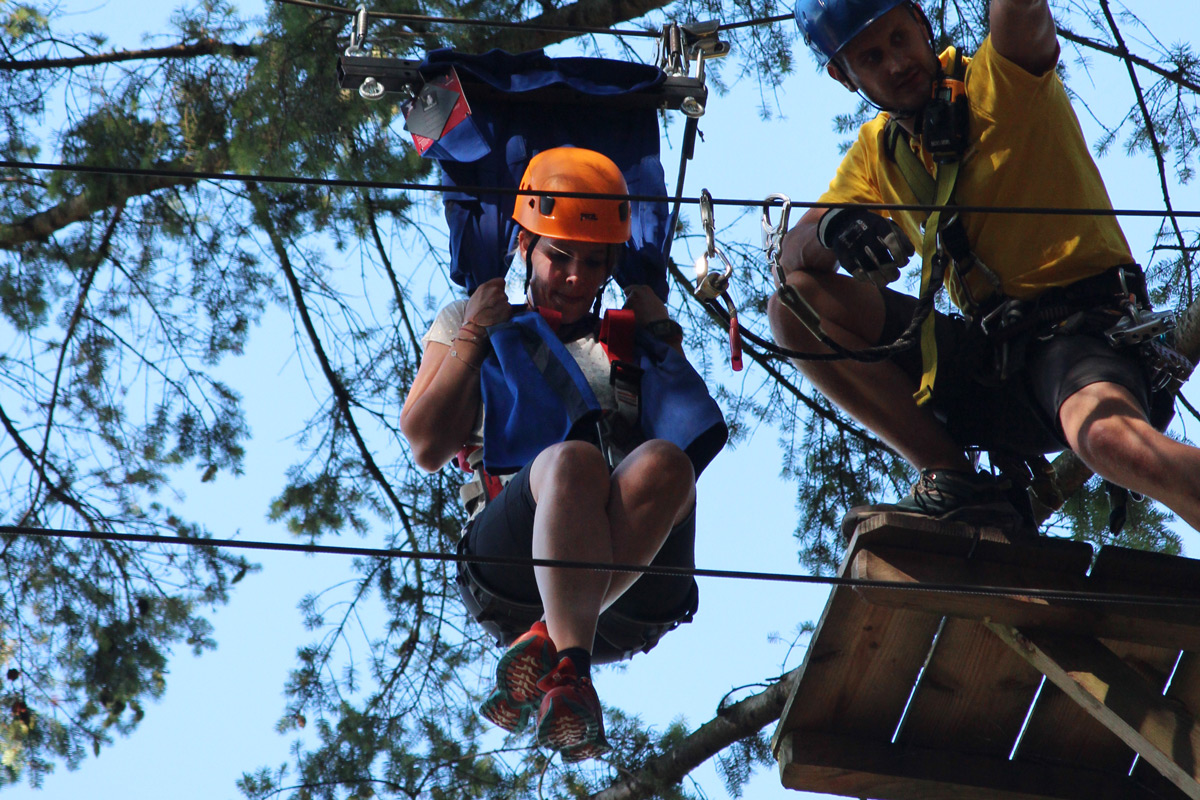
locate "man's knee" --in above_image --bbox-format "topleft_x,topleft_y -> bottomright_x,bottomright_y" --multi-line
1062,383 -> 1160,475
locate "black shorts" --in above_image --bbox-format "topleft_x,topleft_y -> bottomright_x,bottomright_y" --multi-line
879,288 -> 1169,455
458,457 -> 699,663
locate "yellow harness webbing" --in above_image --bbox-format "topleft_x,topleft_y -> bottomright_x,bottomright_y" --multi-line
886,125 -> 961,407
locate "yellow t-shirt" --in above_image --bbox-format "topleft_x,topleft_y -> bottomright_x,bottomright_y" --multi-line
821,36 -> 1133,306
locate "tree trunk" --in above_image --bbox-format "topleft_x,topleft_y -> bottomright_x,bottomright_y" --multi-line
591,669 -> 800,800
476,0 -> 669,53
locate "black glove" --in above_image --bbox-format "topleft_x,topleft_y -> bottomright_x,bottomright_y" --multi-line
816,207 -> 914,286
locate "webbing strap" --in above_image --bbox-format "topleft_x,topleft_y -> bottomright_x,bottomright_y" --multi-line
599,308 -> 642,439
886,123 -> 961,407
913,159 -> 959,406
599,308 -> 637,364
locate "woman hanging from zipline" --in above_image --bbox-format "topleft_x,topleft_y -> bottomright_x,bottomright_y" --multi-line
400,147 -> 726,761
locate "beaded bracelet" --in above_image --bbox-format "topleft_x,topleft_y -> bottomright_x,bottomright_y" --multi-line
448,348 -> 479,371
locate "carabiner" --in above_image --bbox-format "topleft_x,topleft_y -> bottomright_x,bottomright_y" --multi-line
694,245 -> 734,301
700,188 -> 715,258
761,193 -> 792,285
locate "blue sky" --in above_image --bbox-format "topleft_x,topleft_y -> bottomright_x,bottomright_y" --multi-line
12,2 -> 1200,799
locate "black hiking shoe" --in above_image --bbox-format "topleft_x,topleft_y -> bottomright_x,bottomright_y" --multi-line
841,468 -> 1027,541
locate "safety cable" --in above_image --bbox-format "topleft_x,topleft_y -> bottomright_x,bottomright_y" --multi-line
5,159 -> 1198,220
3,523 -> 1200,610
276,0 -> 793,38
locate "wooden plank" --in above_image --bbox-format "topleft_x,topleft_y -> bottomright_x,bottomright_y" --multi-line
1133,651 -> 1200,799
1007,638 -> 1177,774
850,545 -> 1200,651
893,615 -> 1042,757
1010,641 -> 1180,772
1015,678 -> 1136,772
772,582 -> 942,754
1090,545 -> 1200,592
988,625 -> 1200,799
774,519 -> 982,754
849,513 -> 1094,571
1168,652 -> 1200,725
776,728 -> 1166,800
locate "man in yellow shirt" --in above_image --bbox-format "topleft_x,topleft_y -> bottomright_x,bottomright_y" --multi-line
769,0 -> 1199,535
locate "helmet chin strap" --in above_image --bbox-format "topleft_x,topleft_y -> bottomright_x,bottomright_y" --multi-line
522,233 -> 541,306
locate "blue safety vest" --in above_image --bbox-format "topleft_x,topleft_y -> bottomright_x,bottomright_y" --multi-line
415,48 -> 671,300
479,310 -> 727,476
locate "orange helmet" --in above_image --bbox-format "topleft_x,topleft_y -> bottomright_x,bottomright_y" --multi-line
513,147 -> 631,244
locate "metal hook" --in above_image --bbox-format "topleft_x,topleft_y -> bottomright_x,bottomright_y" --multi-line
761,193 -> 793,285
346,5 -> 369,56
760,193 -> 792,248
700,189 -> 715,257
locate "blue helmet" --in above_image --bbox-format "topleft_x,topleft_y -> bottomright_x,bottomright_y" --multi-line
794,0 -> 911,66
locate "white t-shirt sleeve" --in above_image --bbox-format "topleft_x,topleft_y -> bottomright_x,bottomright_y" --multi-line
422,299 -> 468,348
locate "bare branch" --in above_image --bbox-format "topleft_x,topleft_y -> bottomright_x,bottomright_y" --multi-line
1098,0 -> 1191,264
247,183 -> 422,548
0,38 -> 257,71
1057,26 -> 1200,95
0,173 -> 193,249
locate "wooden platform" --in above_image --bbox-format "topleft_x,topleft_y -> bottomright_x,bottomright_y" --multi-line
772,513 -> 1200,800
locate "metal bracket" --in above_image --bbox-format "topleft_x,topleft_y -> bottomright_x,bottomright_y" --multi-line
339,56 -> 708,111
656,20 -> 729,117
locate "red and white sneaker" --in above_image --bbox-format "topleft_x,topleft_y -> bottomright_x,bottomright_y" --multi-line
534,657 -> 610,761
479,621 -> 558,733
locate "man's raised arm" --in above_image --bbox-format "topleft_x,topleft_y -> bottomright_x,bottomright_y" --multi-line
990,0 -> 1059,75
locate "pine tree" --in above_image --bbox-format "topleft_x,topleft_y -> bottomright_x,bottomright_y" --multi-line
0,0 -> 1196,796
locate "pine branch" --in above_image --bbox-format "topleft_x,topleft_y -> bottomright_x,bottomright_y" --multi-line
0,172 -> 193,249
590,668 -> 799,800
32,207 -> 124,509
0,38 -> 257,71
0,400 -> 98,527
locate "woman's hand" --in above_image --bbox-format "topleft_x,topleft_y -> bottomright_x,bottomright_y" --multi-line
622,284 -> 668,325
464,277 -> 514,328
